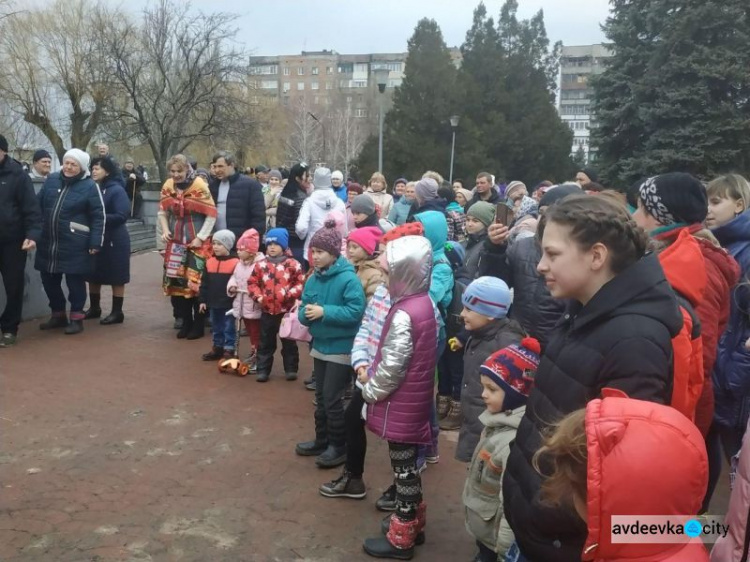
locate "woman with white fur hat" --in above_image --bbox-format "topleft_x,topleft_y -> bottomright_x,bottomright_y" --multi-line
35,148 -> 106,335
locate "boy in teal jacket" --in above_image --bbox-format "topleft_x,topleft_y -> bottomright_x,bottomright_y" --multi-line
295,219 -> 366,469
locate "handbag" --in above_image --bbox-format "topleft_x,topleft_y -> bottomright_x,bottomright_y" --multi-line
279,302 -> 312,342
164,241 -> 188,278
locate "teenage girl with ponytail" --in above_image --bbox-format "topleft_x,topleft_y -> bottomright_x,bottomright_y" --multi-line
502,195 -> 684,562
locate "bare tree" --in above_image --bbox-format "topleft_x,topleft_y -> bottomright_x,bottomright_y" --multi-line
101,0 -> 252,181
285,96 -> 324,166
326,98 -> 368,178
0,0 -> 119,161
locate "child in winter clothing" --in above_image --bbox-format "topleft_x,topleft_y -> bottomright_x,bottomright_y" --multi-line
347,226 -> 386,302
366,172 -> 394,219
227,229 -> 264,371
360,235 -> 438,560
248,228 -> 305,382
346,183 -> 364,231
439,185 -> 466,242
533,392 -> 709,561
464,338 -> 541,562
296,220 -> 366,469
456,276 -> 525,462
199,230 -> 240,360
352,194 -> 392,232
460,201 -> 495,281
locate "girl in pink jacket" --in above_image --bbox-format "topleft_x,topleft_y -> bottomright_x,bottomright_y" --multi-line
226,229 -> 264,371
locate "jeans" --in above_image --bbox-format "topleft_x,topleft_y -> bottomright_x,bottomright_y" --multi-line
40,271 -> 87,314
0,241 -> 28,334
702,421 -> 746,511
313,358 -> 351,447
257,312 -> 299,375
437,345 -> 465,400
345,386 -> 367,478
210,308 -> 236,351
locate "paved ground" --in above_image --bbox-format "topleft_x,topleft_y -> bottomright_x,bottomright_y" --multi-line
1,252 -> 730,562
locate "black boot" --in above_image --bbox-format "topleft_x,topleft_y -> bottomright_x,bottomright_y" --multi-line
101,296 -> 124,325
315,445 -> 347,468
186,312 -> 205,340
176,299 -> 193,339
363,516 -> 419,560
40,313 -> 69,330
64,319 -> 84,335
84,293 -> 101,319
202,346 -> 223,361
295,440 -> 328,457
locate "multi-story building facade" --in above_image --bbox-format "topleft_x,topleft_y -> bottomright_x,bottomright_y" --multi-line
558,44 -> 612,162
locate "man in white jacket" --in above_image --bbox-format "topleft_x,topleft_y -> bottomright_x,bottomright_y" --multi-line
296,167 -> 346,260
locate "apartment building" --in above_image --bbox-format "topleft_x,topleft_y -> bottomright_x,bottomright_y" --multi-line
558,44 -> 612,161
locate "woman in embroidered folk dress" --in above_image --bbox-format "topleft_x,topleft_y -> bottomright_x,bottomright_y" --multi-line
158,154 -> 217,339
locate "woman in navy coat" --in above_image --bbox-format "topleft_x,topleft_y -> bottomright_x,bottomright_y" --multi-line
35,149 -> 105,335
84,157 -> 131,325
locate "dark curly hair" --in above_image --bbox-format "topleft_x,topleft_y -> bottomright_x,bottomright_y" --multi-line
538,194 -> 649,274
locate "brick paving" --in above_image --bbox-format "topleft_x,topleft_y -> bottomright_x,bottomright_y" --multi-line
1,252 -> 730,562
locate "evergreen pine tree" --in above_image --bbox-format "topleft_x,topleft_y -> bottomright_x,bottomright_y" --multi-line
354,19 -> 459,181
593,0 -> 750,184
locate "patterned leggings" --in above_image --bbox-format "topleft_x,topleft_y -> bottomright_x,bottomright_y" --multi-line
388,442 -> 422,522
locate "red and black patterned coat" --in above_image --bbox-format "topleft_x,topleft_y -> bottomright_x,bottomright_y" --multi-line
248,256 -> 304,316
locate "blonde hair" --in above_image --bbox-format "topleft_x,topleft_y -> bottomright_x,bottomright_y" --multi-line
532,409 -> 588,509
422,170 -> 444,185
166,154 -> 189,172
370,172 -> 387,190
707,174 -> 750,212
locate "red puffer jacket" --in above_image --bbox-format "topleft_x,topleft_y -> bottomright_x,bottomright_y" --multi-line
657,229 -> 707,422
582,392 -> 709,561
656,226 -> 740,435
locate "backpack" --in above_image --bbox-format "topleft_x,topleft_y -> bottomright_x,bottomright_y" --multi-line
670,293 -> 704,422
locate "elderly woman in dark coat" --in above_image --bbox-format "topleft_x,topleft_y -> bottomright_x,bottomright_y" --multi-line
84,157 -> 131,324
35,149 -> 105,335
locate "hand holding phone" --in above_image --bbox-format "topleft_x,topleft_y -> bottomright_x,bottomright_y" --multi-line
495,203 -> 515,226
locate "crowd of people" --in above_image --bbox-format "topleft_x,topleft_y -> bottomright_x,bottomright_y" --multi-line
2,131 -> 750,561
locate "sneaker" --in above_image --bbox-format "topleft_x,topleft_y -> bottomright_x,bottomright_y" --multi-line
202,346 -> 223,361
303,374 -> 315,386
375,484 -> 397,512
305,380 -> 317,391
425,454 -> 439,464
0,333 -> 17,347
285,372 -> 298,381
256,372 -> 270,383
319,470 -> 367,499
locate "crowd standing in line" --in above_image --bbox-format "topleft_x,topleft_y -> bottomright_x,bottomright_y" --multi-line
4,132 -> 750,561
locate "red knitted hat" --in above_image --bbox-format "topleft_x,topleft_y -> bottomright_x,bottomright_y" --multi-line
347,226 -> 383,256
479,337 -> 541,410
236,228 -> 260,253
381,222 -> 424,246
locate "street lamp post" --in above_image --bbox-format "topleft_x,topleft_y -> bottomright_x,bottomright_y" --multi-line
373,68 -> 390,173
307,112 -> 326,165
449,115 -> 460,184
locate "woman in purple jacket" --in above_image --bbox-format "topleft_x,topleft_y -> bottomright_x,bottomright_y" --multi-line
358,235 -> 438,560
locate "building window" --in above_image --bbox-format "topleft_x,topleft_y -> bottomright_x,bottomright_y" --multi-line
298,67 -> 305,75
260,80 -> 278,89
384,62 -> 403,72
249,64 -> 278,75
326,66 -> 333,75
346,95 -> 353,103
325,82 -> 333,90
352,80 -> 368,88
283,67 -> 290,76
355,108 -> 368,118
297,82 -> 305,91
338,63 -> 353,74
282,82 -> 291,93
311,81 -> 319,90
312,67 -> 319,75
388,78 -> 402,88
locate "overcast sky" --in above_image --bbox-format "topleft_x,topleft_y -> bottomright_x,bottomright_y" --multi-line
124,0 -> 611,55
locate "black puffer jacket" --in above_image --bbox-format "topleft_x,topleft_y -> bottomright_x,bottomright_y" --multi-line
275,183 -> 307,246
0,156 -> 41,243
209,172 -> 266,241
502,252 -> 683,562
506,236 -> 566,349
456,317 -> 525,462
